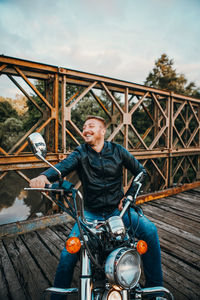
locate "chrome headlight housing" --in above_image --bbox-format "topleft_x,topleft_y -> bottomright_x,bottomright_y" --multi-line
105,248 -> 141,289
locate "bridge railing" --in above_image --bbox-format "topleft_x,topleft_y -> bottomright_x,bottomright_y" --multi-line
1,55 -> 200,207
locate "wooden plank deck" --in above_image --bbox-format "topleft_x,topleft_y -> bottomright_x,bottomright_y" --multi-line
0,189 -> 199,300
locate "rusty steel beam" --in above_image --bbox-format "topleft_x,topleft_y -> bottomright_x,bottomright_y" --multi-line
62,75 -> 67,153
7,74 -> 43,112
14,66 -> 53,110
1,67 -> 51,80
1,148 -> 200,171
0,64 -> 7,72
1,55 -> 200,102
8,118 -> 43,155
0,154 -> 68,171
15,117 -> 54,155
0,171 -> 8,180
0,55 -> 58,73
90,90 -> 111,118
1,67 -> 148,97
136,181 -> 200,204
1,64 -> 200,106
54,73 -> 59,152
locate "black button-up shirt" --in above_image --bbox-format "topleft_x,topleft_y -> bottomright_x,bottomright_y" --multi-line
42,142 -> 146,213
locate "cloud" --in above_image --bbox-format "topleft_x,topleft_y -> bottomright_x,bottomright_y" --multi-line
0,0 -> 200,97
177,62 -> 200,86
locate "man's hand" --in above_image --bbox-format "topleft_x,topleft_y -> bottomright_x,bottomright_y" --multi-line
118,197 -> 126,211
29,175 -> 50,188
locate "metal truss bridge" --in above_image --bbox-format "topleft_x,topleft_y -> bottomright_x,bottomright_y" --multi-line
1,55 -> 200,205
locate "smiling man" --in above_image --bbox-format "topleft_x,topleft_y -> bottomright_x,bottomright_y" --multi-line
82,116 -> 106,150
30,115 -> 164,300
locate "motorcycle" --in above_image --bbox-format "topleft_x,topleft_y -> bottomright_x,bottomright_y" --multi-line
25,132 -> 174,300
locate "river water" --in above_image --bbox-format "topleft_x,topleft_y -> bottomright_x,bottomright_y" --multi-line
0,169 -> 47,226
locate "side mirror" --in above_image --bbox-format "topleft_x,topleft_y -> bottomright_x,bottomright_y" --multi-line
28,132 -> 47,159
27,132 -> 62,184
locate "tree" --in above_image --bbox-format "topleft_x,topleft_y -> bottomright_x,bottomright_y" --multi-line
0,100 -> 22,151
0,99 -> 18,122
0,117 -> 24,152
144,53 -> 200,98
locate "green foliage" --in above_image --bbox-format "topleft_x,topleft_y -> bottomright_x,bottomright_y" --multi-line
0,100 -> 18,122
0,117 -> 24,151
0,100 -> 24,151
144,53 -> 200,98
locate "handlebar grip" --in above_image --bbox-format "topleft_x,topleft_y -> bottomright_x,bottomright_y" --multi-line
45,183 -> 52,188
127,195 -> 133,201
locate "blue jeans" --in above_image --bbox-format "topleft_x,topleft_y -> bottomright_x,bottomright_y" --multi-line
51,208 -> 163,299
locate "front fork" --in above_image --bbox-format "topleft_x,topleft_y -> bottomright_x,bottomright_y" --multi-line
79,244 -> 93,300
43,239 -> 94,300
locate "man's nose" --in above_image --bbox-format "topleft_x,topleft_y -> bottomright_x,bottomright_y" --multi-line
83,128 -> 88,134
83,126 -> 90,132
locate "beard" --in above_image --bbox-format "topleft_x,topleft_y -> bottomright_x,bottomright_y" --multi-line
84,133 -> 102,147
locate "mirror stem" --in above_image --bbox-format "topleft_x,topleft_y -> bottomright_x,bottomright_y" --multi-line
36,152 -> 63,186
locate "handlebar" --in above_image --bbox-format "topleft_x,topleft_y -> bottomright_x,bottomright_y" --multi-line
25,171 -> 144,228
120,172 -> 143,218
24,185 -> 95,227
120,195 -> 133,218
24,187 -> 65,193
134,171 -> 145,183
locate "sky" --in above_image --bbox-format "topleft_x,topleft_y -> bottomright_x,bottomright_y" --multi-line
0,0 -> 200,97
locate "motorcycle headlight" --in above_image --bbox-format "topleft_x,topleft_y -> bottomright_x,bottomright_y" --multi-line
102,288 -> 122,300
105,248 -> 141,289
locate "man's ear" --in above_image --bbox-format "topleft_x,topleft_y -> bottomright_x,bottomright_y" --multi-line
102,127 -> 106,136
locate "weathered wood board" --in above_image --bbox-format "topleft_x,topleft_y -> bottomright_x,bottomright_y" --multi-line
0,189 -> 200,299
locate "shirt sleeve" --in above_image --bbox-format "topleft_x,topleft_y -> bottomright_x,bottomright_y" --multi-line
41,148 -> 81,182
118,144 -> 146,175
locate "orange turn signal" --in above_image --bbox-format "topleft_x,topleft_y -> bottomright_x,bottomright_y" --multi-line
66,237 -> 81,254
136,240 -> 148,255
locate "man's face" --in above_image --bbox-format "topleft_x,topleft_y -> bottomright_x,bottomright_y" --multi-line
82,119 -> 105,146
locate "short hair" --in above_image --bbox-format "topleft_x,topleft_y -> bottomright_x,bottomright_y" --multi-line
85,115 -> 107,128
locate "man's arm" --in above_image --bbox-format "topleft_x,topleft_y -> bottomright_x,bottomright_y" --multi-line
117,144 -> 147,210
118,144 -> 147,179
29,148 -> 81,188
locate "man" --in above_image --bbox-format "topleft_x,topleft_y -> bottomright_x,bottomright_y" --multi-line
30,115 -> 163,300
